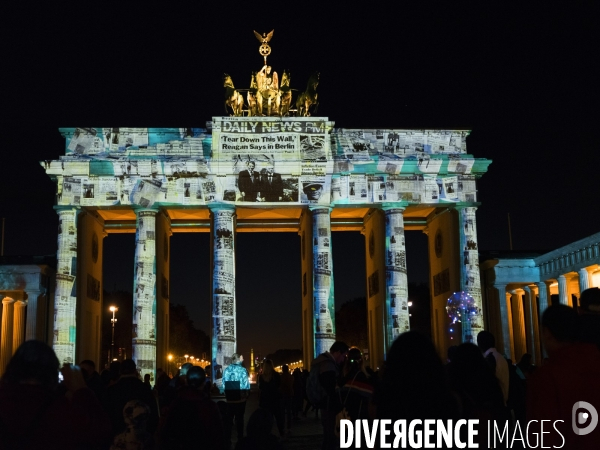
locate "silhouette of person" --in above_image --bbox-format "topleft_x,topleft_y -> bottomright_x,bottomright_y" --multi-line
527,304 -> 600,449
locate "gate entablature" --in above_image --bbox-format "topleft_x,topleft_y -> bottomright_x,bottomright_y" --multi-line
46,121 -> 489,210
83,204 -> 455,235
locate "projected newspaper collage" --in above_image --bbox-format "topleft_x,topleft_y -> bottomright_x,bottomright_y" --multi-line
211,208 -> 236,386
385,209 -> 411,343
312,208 -> 336,355
132,210 -> 158,381
53,208 -> 79,366
211,118 -> 333,206
46,124 -> 476,211
460,207 -> 484,342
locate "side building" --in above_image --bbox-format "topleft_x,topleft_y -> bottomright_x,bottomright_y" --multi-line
480,232 -> 600,365
0,255 -> 56,375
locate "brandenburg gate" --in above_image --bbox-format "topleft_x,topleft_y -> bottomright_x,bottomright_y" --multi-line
43,120 -> 490,380
41,33 -> 491,381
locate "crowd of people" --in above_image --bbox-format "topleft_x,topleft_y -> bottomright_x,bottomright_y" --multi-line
307,287 -> 600,449
1,288 -> 599,449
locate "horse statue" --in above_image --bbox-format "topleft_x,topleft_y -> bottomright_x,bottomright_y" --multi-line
247,71 -> 259,116
296,72 -> 319,117
224,73 -> 244,116
279,70 -> 292,116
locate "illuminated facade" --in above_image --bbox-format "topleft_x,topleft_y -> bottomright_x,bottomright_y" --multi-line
42,120 -> 490,380
480,232 -> 600,365
0,256 -> 54,375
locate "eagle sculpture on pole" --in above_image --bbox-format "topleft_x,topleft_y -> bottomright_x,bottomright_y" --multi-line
254,29 -> 274,65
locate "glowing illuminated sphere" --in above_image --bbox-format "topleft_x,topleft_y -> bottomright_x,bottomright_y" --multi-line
446,291 -> 477,324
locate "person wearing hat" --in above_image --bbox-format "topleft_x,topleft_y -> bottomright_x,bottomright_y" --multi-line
303,182 -> 323,202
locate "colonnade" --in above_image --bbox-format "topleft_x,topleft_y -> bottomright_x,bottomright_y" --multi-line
50,206 -> 170,381
46,203 -> 484,378
485,236 -> 600,365
0,297 -> 28,373
0,276 -> 49,375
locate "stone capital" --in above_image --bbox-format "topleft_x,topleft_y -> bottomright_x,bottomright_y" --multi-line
24,289 -> 42,302
133,207 -> 160,215
207,202 -> 236,212
54,205 -> 80,214
578,267 -> 591,291
308,205 -> 333,214
381,202 -> 407,212
455,203 -> 480,212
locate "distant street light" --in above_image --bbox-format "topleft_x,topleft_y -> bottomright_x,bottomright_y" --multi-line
184,354 -> 189,362
168,354 -> 173,376
109,306 -> 118,361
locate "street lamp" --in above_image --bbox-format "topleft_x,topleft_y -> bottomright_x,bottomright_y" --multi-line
109,306 -> 118,361
168,354 -> 173,376
184,354 -> 189,362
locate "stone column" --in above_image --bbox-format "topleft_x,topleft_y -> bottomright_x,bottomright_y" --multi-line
588,267 -> 596,288
132,209 -> 158,381
523,286 -> 541,365
155,211 -> 172,378
299,210 -> 315,367
558,275 -> 569,305
458,207 -> 484,342
209,205 -> 237,384
510,289 -> 527,362
52,207 -> 79,366
310,207 -> 335,356
1,297 -> 15,374
25,289 -> 43,341
12,300 -> 27,353
494,284 -> 513,359
536,281 -> 551,358
383,207 -> 410,350
536,281 -> 551,314
362,208 -> 386,367
579,268 -> 591,293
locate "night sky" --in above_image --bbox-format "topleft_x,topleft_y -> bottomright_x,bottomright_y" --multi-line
3,4 -> 597,358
